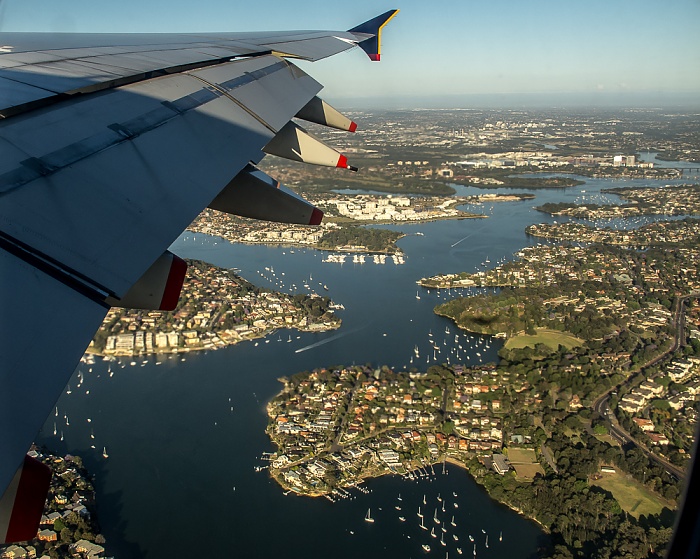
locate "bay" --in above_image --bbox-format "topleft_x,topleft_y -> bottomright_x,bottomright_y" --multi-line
37,172 -> 697,558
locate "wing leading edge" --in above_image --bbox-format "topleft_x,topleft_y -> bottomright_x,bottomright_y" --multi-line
0,11 -> 398,544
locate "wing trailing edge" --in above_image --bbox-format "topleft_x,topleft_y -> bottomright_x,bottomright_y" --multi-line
0,455 -> 51,544
106,251 -> 187,311
209,165 -> 323,225
348,9 -> 399,61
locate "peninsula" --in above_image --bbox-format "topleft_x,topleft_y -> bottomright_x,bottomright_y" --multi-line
89,259 -> 340,357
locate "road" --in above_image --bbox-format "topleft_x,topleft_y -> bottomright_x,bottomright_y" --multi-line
592,294 -> 698,481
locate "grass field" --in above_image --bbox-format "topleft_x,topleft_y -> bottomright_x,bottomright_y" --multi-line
592,472 -> 671,518
504,328 -> 584,350
507,448 -> 538,463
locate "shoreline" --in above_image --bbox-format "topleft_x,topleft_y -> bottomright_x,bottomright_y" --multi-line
444,457 -> 550,534
87,321 -> 341,359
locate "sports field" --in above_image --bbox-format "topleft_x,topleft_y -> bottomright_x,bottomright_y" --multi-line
504,328 -> 583,350
592,472 -> 670,518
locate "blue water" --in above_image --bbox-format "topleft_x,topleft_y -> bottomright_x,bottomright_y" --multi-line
37,173 -> 695,558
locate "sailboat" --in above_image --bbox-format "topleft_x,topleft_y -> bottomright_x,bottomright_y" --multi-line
499,531 -> 502,542
430,527 -> 436,538
417,506 -> 423,518
416,290 -> 421,300
420,516 -> 427,530
102,447 -> 108,459
485,535 -> 488,548
364,508 -> 374,523
440,532 -> 446,547
451,516 -> 456,527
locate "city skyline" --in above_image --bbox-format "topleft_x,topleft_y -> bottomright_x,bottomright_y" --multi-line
2,0 -> 699,108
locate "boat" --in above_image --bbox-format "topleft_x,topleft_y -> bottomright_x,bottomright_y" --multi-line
440,533 -> 446,547
422,544 -> 431,552
499,531 -> 502,542
469,535 -> 474,542
102,447 -> 108,458
485,535 -> 488,548
423,494 -> 426,505
453,534 -> 459,541
434,508 -> 440,524
395,505 -> 401,511
364,508 -> 374,523
437,493 -> 442,502
417,506 -> 423,518
398,493 -> 402,501
430,527 -> 436,538
454,502 -> 459,508
442,501 -> 445,513
457,549 -> 462,555
399,516 -> 405,522
53,423 -> 56,436
451,516 -> 456,527
416,290 -> 421,300
420,517 -> 427,530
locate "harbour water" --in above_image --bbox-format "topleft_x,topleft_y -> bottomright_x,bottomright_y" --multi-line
38,171 -> 698,558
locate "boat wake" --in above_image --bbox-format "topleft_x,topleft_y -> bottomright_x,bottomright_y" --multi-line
294,326 -> 364,354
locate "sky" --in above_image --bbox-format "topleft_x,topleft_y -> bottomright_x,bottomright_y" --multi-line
2,0 -> 699,108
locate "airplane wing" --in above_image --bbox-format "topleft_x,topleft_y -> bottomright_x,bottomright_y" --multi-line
0,9 -> 398,543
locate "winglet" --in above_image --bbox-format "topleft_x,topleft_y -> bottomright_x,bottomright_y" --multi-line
348,9 -> 399,61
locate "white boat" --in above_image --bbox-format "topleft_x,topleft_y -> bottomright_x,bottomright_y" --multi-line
399,516 -> 405,522
364,508 -> 374,523
102,447 -> 108,458
451,516 -> 456,527
440,533 -> 446,547
420,517 -> 427,530
422,544 -> 431,552
417,506 -> 423,518
453,534 -> 459,541
469,535 -> 474,542
434,508 -> 440,524
457,549 -> 462,555
499,531 -> 502,542
485,535 -> 488,548
430,527 -> 436,538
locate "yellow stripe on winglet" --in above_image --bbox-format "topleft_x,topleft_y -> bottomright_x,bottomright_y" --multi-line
376,9 -> 400,59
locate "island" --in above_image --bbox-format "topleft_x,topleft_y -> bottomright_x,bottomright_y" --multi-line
89,259 -> 341,357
